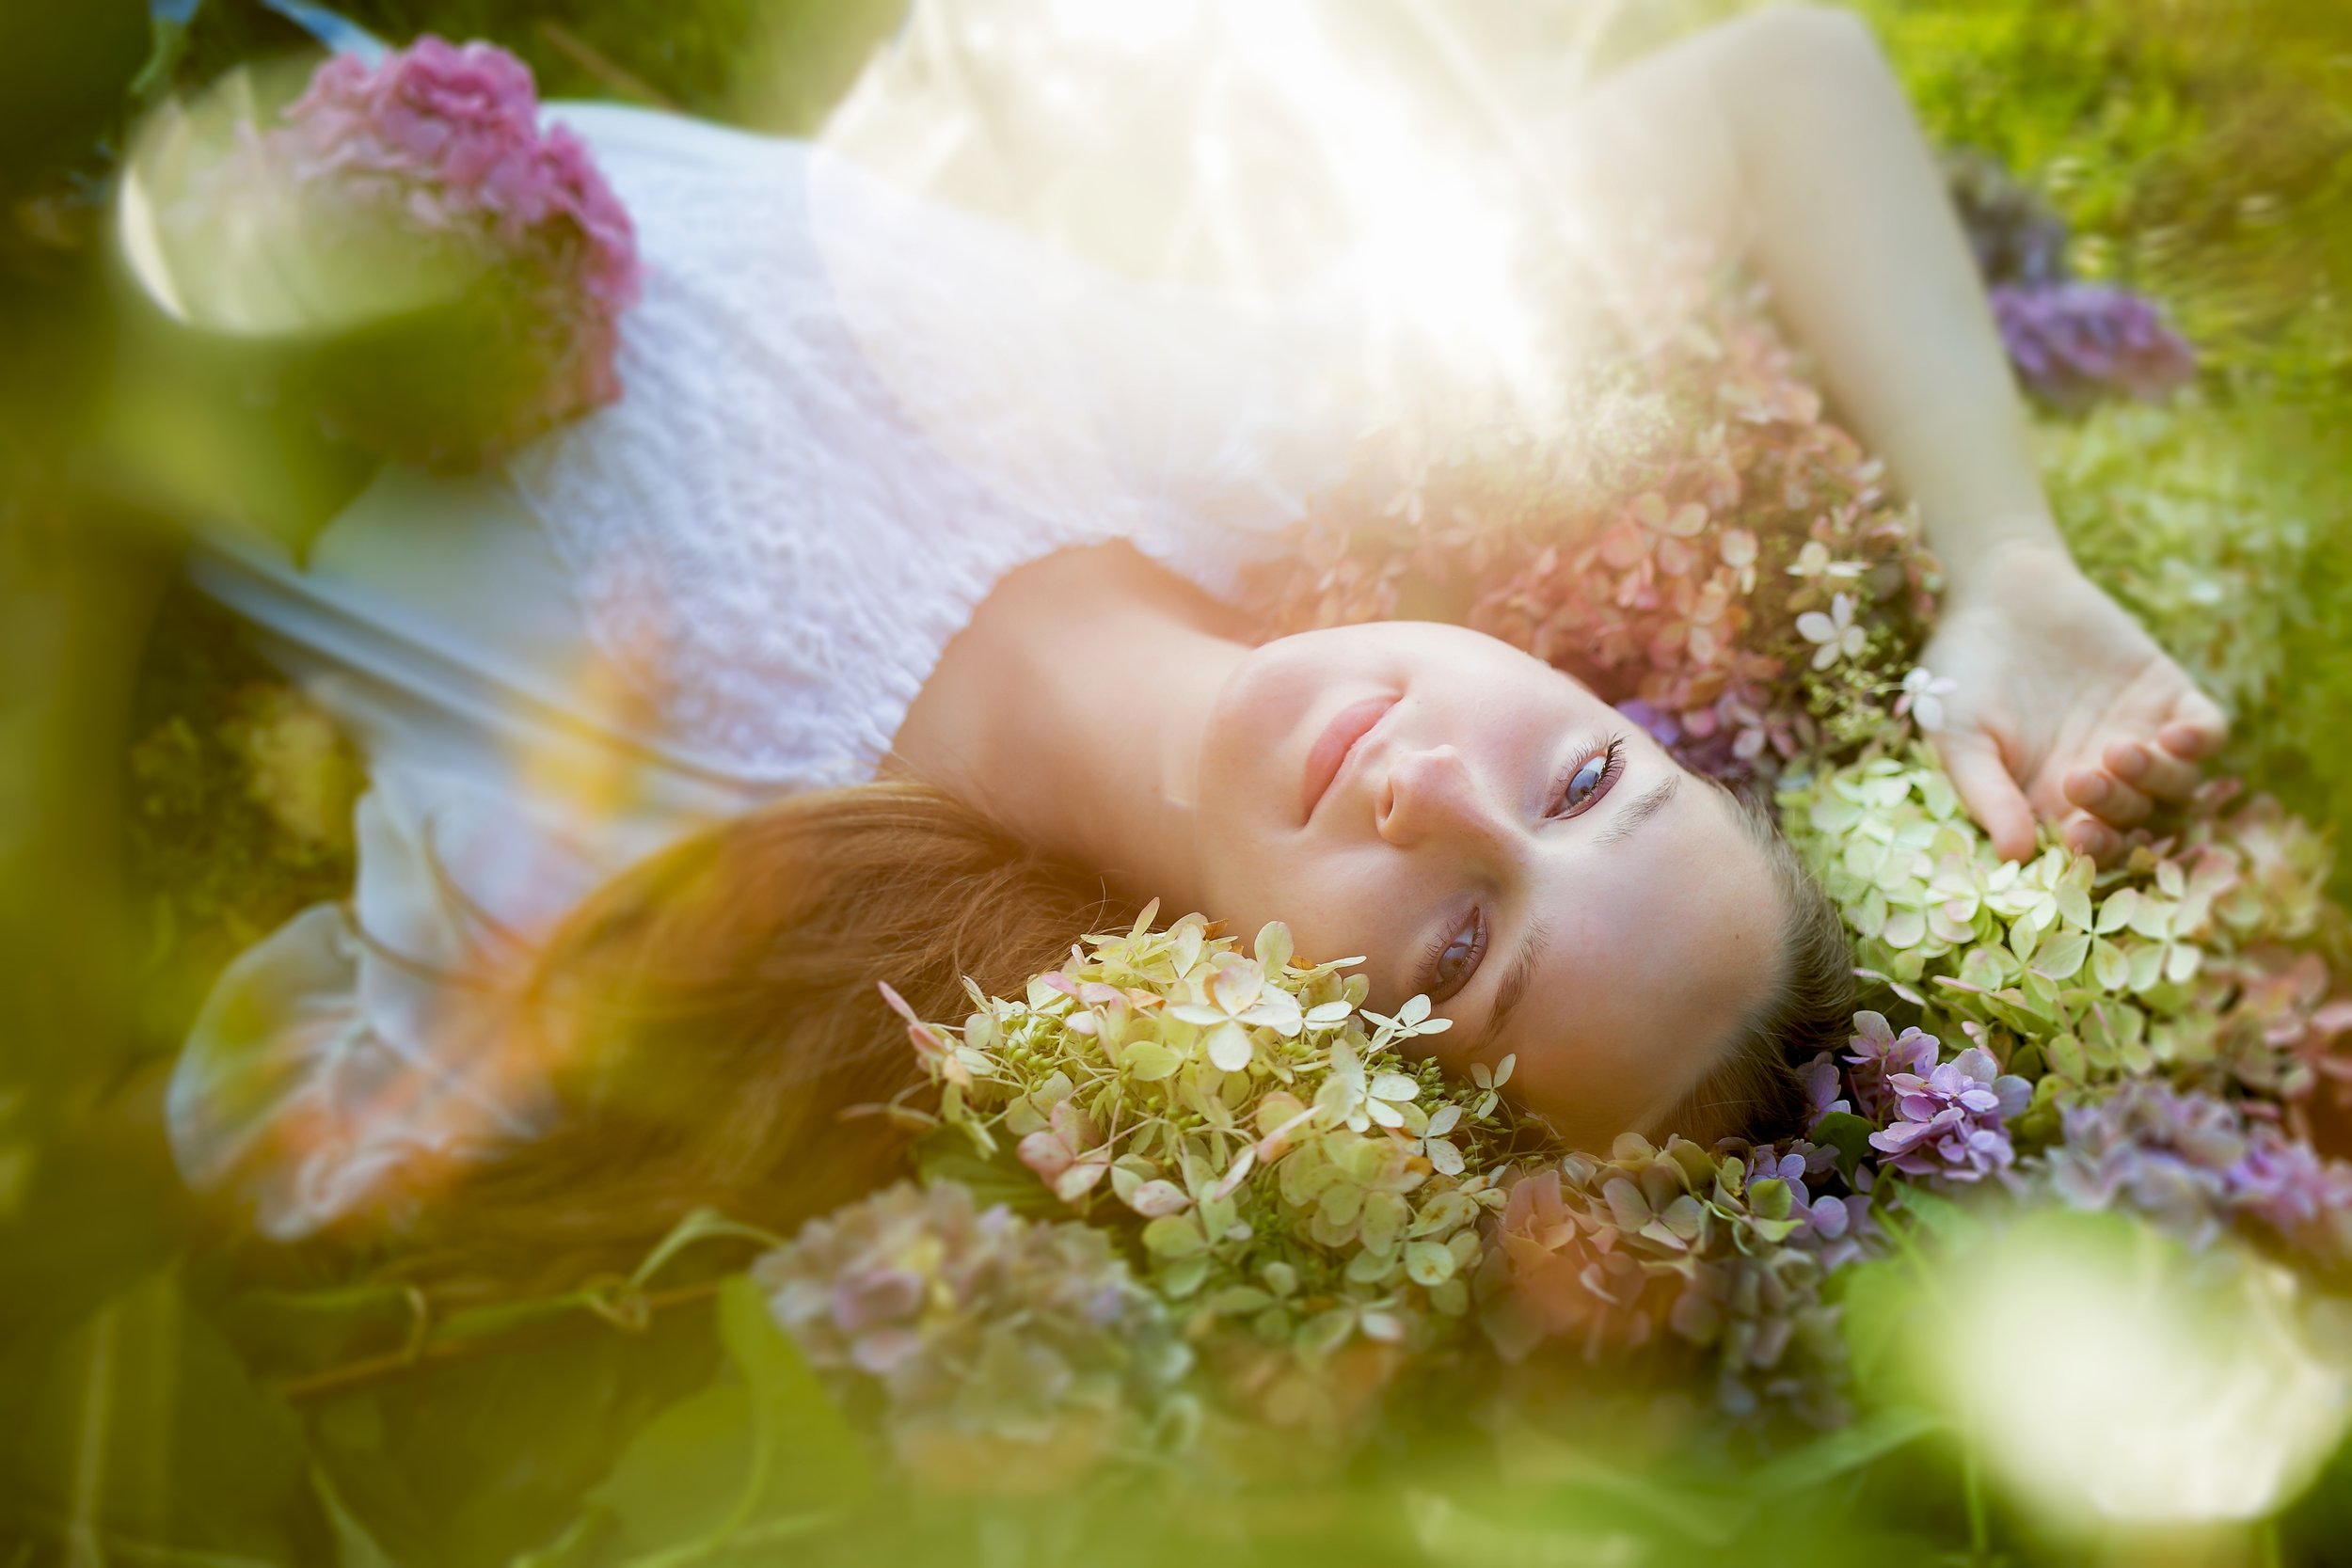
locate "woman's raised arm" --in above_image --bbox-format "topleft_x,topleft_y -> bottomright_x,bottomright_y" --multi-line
1534,6 -> 2227,861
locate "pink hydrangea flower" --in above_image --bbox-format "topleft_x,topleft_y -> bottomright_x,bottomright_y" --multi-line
1245,267 -> 1938,785
273,37 -> 642,464
2048,1083 -> 2352,1261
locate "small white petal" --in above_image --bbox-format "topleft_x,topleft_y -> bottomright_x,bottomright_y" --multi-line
1207,1021 -> 1255,1072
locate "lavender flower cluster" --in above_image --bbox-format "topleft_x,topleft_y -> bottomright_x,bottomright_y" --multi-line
1944,150 -> 2198,410
1990,283 -> 2198,413
1822,1013 -> 2030,1183
2045,1083 -> 2352,1264
755,1182 -> 1194,1489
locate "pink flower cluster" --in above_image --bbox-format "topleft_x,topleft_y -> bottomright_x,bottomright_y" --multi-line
277,38 -> 642,463
1248,272 -> 1939,779
1481,1132 -> 1866,1423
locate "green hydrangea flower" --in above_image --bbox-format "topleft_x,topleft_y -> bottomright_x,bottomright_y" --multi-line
1782,749 -> 2345,1123
897,906 -> 1533,1432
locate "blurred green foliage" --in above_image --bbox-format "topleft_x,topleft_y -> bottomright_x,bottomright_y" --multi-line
4,0 -> 2352,1564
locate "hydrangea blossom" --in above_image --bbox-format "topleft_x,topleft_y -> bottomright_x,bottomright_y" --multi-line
1868,1048 -> 2029,1182
261,38 -> 642,465
755,1180 -> 1193,1488
1783,751 -> 2345,1108
897,906 -> 1517,1435
1478,1133 -> 1863,1422
1835,1012 -> 2028,1182
1991,283 -> 2198,412
1246,265 -> 1938,782
1892,667 -> 1956,732
2043,1083 -> 2352,1266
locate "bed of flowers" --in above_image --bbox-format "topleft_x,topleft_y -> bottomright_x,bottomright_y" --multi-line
751,220 -> 2349,1479
673,49 -> 2352,1568
9,1 -> 2352,1565
493,118 -> 2352,1566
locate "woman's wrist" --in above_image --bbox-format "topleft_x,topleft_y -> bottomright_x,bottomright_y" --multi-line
1932,517 -> 2078,600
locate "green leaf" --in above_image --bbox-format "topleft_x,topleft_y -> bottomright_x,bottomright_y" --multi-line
309,1464 -> 401,1568
1834,1255 -> 1923,1398
0,1266 -> 310,1563
1747,1406 -> 1943,1493
912,1136 -> 1064,1219
1889,1187 -> 1980,1249
1810,1112 -> 1876,1184
591,1276 -> 866,1563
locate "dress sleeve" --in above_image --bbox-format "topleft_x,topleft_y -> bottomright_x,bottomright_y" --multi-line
169,469 -> 767,1239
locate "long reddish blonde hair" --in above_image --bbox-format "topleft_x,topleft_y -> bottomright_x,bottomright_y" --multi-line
394,781 -> 1132,1296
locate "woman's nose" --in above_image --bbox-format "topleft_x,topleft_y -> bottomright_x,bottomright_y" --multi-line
1375,745 -> 1497,850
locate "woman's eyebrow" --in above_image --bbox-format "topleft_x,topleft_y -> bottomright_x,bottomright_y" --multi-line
1594,773 -> 1681,847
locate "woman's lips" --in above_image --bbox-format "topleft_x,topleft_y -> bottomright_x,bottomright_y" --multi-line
1300,694 -> 1396,824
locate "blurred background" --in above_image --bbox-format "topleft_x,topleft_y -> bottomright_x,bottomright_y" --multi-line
5,0 -> 2352,1562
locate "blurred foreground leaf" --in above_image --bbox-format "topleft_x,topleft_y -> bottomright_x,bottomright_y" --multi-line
0,1264 -> 313,1562
582,1275 -> 869,1563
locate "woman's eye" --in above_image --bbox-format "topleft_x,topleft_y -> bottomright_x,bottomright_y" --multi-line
1565,753 -> 1609,810
1427,911 -> 1486,1003
1549,735 -> 1625,820
1561,752 -> 1610,814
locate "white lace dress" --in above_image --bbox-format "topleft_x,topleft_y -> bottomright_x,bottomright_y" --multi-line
169,103 -> 1364,1238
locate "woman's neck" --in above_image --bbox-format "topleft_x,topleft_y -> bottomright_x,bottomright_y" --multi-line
887,545 -> 1248,912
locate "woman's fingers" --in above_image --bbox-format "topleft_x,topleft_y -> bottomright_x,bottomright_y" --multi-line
2102,737 -> 2201,802
1937,730 -> 2039,862
2061,811 -> 2122,864
2160,689 -> 2229,761
2064,764 -> 2153,827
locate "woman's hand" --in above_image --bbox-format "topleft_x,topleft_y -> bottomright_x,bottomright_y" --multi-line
1917,538 -> 2229,863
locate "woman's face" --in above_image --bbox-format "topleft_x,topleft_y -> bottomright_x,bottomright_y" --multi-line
1194,621 -> 1787,1145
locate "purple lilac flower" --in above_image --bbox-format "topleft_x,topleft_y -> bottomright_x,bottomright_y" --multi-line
274,38 -> 642,462
1990,283 -> 2198,412
2047,1083 -> 2352,1261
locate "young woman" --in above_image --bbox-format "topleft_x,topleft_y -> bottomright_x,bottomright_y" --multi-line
169,8 -> 2225,1280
